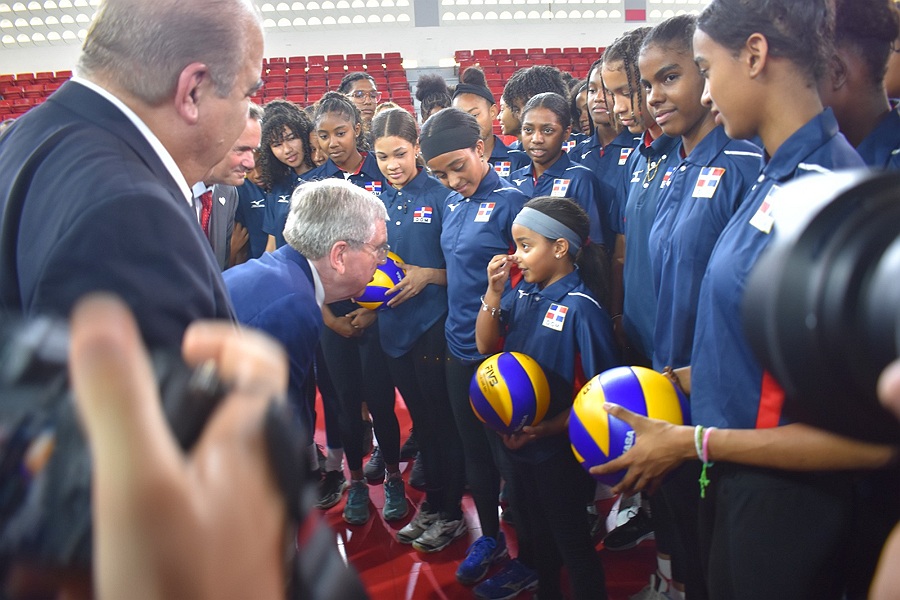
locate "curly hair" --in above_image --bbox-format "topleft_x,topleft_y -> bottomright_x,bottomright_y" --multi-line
258,99 -> 314,190
501,65 -> 569,109
415,73 -> 452,121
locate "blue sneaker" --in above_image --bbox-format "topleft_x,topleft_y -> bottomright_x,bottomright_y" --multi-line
456,532 -> 509,585
342,480 -> 370,525
382,475 -> 409,521
473,559 -> 538,600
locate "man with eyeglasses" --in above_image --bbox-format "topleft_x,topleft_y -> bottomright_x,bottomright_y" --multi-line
223,178 -> 388,474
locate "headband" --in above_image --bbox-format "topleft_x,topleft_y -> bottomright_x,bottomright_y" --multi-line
419,120 -> 480,163
452,83 -> 496,106
513,206 -> 583,255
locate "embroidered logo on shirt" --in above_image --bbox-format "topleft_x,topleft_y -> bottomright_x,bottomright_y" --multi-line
250,199 -> 265,208
564,140 -> 577,152
551,179 -> 571,197
365,181 -> 382,196
475,202 -> 496,222
278,194 -> 290,204
619,147 -> 633,165
513,178 -> 528,186
447,203 -> 460,212
660,168 -> 676,189
494,161 -> 512,177
749,185 -> 780,234
542,303 -> 568,331
693,167 -> 726,198
413,206 -> 433,223
630,169 -> 644,183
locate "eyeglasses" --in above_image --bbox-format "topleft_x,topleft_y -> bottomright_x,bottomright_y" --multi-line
348,90 -> 382,102
348,240 -> 390,263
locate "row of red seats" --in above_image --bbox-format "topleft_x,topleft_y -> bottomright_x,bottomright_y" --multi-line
455,47 -> 602,62
0,69 -> 72,87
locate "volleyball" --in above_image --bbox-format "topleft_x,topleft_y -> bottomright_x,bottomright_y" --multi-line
469,352 -> 551,434
355,251 -> 405,310
569,366 -> 690,485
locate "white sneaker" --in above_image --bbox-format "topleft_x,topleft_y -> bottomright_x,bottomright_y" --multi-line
397,508 -> 438,544
630,575 -> 673,600
412,517 -> 467,553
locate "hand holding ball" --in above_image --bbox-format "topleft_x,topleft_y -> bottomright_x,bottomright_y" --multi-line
470,352 -> 550,434
354,251 -> 405,311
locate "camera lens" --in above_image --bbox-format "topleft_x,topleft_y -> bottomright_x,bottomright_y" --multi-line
743,169 -> 900,443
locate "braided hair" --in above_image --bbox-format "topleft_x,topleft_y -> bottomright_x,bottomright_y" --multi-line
314,91 -> 369,151
601,27 -> 652,129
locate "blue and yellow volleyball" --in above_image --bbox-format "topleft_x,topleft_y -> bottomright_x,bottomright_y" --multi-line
355,251 -> 405,310
569,366 -> 690,485
469,352 -> 550,434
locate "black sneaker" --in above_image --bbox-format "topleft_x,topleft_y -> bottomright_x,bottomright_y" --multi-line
364,447 -> 385,483
400,428 -> 419,460
602,507 -> 654,551
409,452 -> 426,490
316,470 -> 348,510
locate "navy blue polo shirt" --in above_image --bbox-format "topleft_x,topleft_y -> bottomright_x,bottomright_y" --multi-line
441,168 -> 528,361
262,172 -> 302,249
564,132 -> 587,155
500,269 -> 618,462
378,169 -> 451,357
509,152 -> 613,249
235,178 -> 268,260
691,109 -> 864,430
621,132 -> 682,360
489,135 -> 530,179
648,126 -> 762,371
856,106 -> 900,170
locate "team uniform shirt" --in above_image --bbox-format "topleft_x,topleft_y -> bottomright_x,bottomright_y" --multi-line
564,132 -> 587,155
649,126 -> 762,371
508,152 -> 612,249
441,168 -> 528,361
621,132 -> 682,360
856,105 -> 900,170
235,178 -> 268,260
378,169 -> 451,358
691,109 -> 864,429
499,269 -> 618,463
262,171 -> 302,249
569,128 -> 641,235
489,135 -> 530,179
224,245 -> 324,429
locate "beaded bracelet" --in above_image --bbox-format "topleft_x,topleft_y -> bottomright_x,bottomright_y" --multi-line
480,295 -> 501,318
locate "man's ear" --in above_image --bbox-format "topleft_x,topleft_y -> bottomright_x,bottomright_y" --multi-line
174,63 -> 209,125
329,241 -> 349,275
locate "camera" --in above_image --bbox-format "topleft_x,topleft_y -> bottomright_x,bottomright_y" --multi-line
744,169 -> 900,444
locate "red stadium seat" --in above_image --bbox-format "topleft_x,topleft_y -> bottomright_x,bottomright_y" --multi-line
455,49 -> 472,62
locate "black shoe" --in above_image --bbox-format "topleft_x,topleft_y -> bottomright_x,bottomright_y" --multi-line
362,419 -> 374,455
602,507 -> 654,551
400,428 -> 418,460
409,452 -> 426,489
364,447 -> 385,483
316,470 -> 348,510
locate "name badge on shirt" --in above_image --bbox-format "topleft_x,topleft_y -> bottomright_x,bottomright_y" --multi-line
693,167 -> 726,198
543,303 -> 568,331
660,167 -> 675,189
494,161 -> 511,177
365,181 -> 382,196
475,202 -> 496,222
413,206 -> 433,223
749,185 -> 780,234
550,179 -> 571,197
618,147 -> 633,165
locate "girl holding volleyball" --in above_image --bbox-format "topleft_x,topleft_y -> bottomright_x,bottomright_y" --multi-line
593,0 -> 899,597
474,197 -> 616,600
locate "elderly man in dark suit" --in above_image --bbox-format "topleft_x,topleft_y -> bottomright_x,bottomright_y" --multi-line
193,103 -> 263,270
0,0 -> 264,348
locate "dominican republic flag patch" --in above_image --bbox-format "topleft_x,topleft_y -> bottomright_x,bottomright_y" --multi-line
474,202 -> 496,223
542,303 -> 568,331
494,161 -> 511,177
749,185 -> 780,234
365,181 -> 382,195
692,167 -> 725,198
550,179 -> 571,197
618,147 -> 633,165
660,167 -> 675,189
413,206 -> 433,223
564,139 -> 577,152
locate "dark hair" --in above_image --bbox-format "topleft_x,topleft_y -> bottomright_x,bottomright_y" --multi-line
454,66 -> 497,106
601,27 -> 652,128
642,13 -> 697,57
338,71 -> 377,94
314,91 -> 369,151
697,0 -> 835,83
501,65 -> 569,107
419,107 -> 482,161
521,91 -> 572,129
371,107 -> 419,145
259,99 -> 314,189
569,80 -> 588,134
415,73 -> 452,121
834,0 -> 899,84
523,196 -> 610,306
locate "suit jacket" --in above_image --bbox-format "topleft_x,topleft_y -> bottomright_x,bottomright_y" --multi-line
0,81 -> 235,349
208,184 -> 238,271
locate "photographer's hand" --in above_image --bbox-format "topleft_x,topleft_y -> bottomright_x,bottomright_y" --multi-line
69,295 -> 289,600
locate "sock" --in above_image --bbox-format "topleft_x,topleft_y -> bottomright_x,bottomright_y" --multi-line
656,556 -> 672,582
325,447 -> 344,473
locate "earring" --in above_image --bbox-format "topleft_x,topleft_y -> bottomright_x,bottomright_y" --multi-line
555,254 -> 560,259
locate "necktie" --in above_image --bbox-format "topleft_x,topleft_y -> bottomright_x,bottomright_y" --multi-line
199,190 -> 213,239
